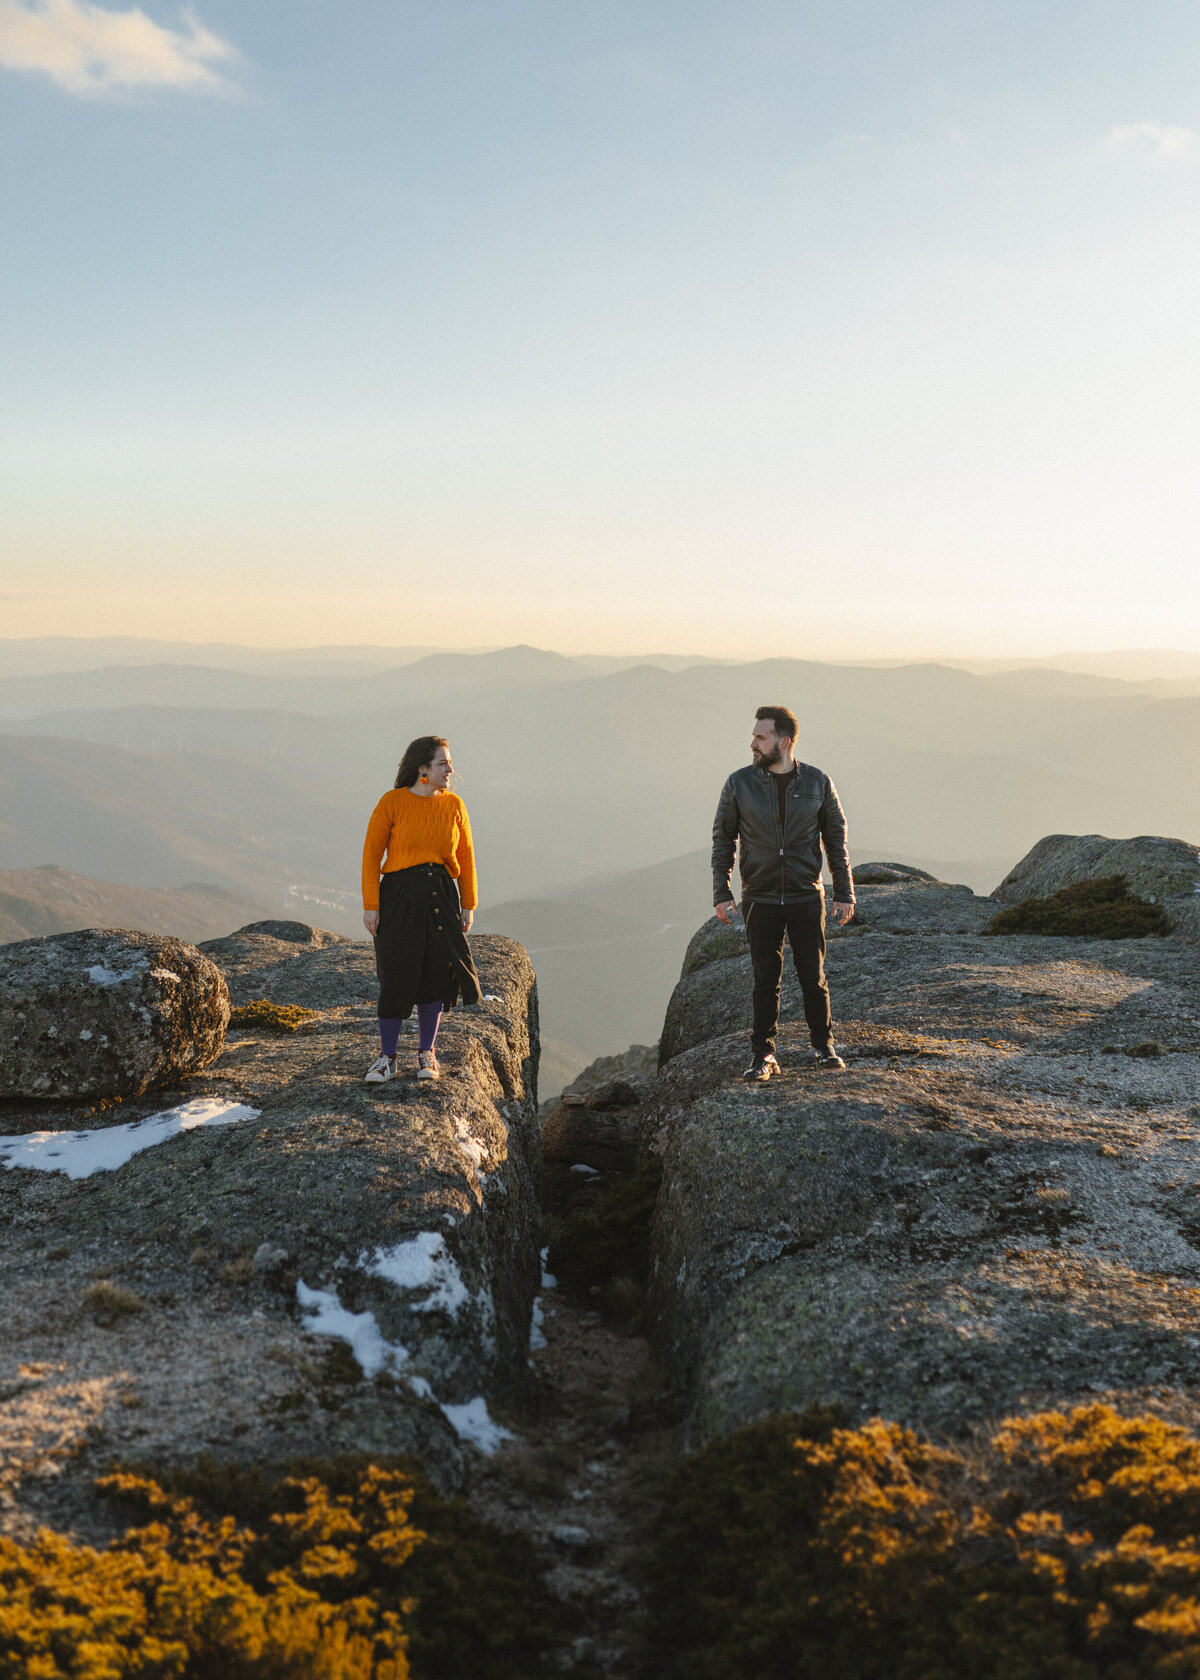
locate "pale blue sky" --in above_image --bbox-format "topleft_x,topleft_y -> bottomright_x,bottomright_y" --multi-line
2,1 -> 1199,656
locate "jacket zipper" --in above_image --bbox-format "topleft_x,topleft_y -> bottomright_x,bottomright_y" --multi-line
777,777 -> 786,903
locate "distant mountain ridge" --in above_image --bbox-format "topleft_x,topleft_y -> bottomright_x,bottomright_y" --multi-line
2,638 -> 1198,1088
0,865 -> 269,945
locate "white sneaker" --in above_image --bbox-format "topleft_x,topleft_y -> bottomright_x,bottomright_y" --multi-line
364,1055 -> 395,1084
416,1050 -> 439,1081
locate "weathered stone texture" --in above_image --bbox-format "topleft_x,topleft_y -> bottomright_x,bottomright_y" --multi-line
0,925 -> 541,1528
540,1044 -> 654,1215
993,832 -> 1200,940
660,878 -> 1001,1066
644,863 -> 1200,1448
0,929 -> 229,1101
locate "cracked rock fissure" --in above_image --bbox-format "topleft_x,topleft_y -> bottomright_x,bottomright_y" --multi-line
7,849 -> 1200,1676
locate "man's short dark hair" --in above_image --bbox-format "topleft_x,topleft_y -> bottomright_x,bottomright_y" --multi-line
755,705 -> 798,746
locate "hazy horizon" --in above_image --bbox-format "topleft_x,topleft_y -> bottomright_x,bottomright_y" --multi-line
2,632 -> 1199,673
3,630 -> 1197,1087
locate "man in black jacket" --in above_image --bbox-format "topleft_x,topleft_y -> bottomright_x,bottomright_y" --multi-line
712,705 -> 855,1080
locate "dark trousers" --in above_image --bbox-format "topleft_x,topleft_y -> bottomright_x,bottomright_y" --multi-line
744,893 -> 832,1055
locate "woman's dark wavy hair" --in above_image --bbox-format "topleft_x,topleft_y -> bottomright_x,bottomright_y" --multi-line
395,734 -> 450,789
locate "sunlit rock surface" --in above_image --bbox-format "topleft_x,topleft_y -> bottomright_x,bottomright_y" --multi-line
659,872 -> 1001,1066
644,863 -> 1200,1447
0,929 -> 229,1100
0,925 -> 540,1533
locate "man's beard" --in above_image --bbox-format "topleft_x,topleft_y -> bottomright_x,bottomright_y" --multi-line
753,743 -> 782,769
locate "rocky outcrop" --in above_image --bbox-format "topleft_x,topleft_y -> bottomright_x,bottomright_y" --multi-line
0,929 -> 229,1101
540,1044 -> 656,1218
0,924 -> 540,1529
643,864 -> 1200,1447
994,833 -> 1200,940
659,873 -> 1000,1065
543,1096 -> 639,1221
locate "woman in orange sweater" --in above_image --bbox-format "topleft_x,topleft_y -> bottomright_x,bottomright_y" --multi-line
361,734 -> 482,1083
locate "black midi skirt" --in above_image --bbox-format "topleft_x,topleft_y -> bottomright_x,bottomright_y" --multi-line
374,862 -> 482,1018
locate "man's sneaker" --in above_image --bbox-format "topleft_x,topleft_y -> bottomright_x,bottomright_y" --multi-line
743,1052 -> 779,1083
813,1046 -> 846,1070
364,1055 -> 395,1084
417,1050 -> 440,1081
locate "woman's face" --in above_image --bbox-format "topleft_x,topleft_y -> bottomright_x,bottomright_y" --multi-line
423,745 -> 453,789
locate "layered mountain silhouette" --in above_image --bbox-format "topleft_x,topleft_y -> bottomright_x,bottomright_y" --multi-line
3,638 -> 1198,1089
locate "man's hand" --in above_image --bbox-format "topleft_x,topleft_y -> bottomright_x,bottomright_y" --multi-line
461,909 -> 474,934
714,900 -> 739,925
830,901 -> 855,928
363,910 -> 379,937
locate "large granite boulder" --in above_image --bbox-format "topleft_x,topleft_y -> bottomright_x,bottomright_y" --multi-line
993,833 -> 1200,940
0,929 -> 229,1101
198,921 -> 357,1007
645,900 -> 1200,1448
0,927 -> 541,1525
659,873 -> 1000,1065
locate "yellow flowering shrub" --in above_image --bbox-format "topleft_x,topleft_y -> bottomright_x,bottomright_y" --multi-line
0,1457 -> 561,1679
228,1000 -> 315,1033
646,1403 -> 1200,1679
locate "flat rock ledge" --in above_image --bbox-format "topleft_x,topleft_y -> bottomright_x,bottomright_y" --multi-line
643,880 -> 1200,1449
0,925 -> 541,1536
661,876 -> 1001,1065
0,928 -> 229,1101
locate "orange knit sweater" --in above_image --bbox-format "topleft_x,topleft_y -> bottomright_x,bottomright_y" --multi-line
361,789 -> 478,912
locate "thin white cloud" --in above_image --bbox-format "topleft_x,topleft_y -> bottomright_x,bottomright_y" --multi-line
0,0 -> 238,97
1107,121 -> 1199,160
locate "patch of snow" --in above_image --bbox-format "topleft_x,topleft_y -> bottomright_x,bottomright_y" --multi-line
78,1029 -> 92,1041
452,1116 -> 488,1170
295,1281 -> 409,1378
0,1098 -> 261,1180
570,1163 -> 599,1175
86,963 -> 139,986
362,1230 -> 469,1315
440,1395 -> 513,1453
530,1296 -> 547,1350
540,1247 -> 557,1289
406,1374 -> 434,1400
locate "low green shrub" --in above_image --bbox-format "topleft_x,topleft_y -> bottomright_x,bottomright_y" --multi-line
229,999 -> 316,1032
986,874 -> 1170,939
546,1157 -> 663,1326
0,1455 -> 563,1679
645,1401 -> 1200,1679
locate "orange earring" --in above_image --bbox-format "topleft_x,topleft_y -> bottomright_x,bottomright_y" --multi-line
420,772 -> 428,783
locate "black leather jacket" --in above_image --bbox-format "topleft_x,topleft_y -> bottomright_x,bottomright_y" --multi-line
712,762 -> 854,906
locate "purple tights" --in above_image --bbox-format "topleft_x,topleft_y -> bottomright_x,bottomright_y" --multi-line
379,1002 -> 442,1058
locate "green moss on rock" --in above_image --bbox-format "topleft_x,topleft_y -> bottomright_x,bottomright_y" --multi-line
680,917 -> 749,979
985,874 -> 1170,939
228,997 -> 316,1032
645,1401 -> 1200,1679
